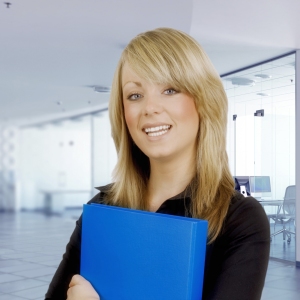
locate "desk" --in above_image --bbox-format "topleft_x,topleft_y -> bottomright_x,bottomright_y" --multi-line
40,190 -> 91,215
258,200 -> 283,207
258,200 -> 283,218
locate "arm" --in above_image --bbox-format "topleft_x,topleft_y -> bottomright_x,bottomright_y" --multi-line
45,192 -> 103,300
45,216 -> 82,299
67,274 -> 100,300
203,195 -> 270,300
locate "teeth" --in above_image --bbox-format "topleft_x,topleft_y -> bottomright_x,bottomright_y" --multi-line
148,130 -> 168,137
144,125 -> 171,133
144,125 -> 171,137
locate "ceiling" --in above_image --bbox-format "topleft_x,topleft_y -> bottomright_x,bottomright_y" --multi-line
223,54 -> 295,109
1,0 -> 300,126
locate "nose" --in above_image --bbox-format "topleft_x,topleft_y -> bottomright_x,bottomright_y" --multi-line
143,93 -> 163,116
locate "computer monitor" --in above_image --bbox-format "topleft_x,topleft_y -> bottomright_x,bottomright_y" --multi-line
249,176 -> 271,199
233,176 -> 251,197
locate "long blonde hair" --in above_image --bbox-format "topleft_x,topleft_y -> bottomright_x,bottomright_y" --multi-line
107,28 -> 234,242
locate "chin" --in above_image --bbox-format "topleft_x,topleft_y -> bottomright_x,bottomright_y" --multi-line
146,151 -> 174,161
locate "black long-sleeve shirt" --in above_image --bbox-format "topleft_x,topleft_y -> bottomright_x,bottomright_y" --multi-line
45,185 -> 270,300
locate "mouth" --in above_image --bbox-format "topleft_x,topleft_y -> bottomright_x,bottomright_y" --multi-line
143,125 -> 172,137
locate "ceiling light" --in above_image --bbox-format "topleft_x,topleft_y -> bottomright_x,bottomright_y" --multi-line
257,93 -> 270,97
93,85 -> 111,93
228,77 -> 255,86
254,74 -> 272,79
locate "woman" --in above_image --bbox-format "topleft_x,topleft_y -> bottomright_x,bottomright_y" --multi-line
45,28 -> 270,300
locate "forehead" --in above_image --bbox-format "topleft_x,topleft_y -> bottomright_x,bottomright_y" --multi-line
121,62 -> 141,85
121,61 -> 173,91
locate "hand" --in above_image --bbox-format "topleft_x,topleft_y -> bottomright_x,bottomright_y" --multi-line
67,274 -> 100,300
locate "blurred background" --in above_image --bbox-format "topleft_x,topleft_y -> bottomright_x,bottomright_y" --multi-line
1,0 -> 300,264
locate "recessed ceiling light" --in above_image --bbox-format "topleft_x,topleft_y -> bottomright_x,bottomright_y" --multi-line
257,92 -> 270,97
254,74 -> 272,79
227,77 -> 255,86
93,85 -> 111,93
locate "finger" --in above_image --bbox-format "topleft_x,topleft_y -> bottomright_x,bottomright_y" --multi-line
69,274 -> 86,287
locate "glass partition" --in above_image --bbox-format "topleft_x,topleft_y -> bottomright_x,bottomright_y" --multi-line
223,53 -> 296,262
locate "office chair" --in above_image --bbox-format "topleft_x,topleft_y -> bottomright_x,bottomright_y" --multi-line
270,185 -> 296,243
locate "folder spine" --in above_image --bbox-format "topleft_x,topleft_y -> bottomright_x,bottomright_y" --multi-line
189,223 -> 207,299
186,223 -> 197,299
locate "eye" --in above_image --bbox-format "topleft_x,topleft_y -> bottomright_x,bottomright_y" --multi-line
127,93 -> 143,100
164,88 -> 178,95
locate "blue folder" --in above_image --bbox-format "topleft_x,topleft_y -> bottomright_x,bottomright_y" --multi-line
81,203 -> 208,300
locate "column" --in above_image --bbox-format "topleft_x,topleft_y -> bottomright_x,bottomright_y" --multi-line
296,50 -> 300,267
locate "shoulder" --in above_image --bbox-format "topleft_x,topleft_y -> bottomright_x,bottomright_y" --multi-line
87,183 -> 113,205
229,191 -> 266,216
203,192 -> 270,299
76,183 -> 113,228
222,191 -> 270,241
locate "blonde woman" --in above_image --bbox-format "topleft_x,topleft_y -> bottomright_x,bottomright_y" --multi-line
45,28 -> 270,300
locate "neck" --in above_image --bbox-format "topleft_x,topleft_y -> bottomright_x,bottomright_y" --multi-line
147,152 -> 196,211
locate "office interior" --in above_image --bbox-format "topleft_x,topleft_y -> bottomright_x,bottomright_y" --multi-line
224,53 -> 297,262
1,1 -> 300,299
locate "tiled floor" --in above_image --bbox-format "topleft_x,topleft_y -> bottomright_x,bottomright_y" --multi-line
0,211 -> 77,299
0,210 -> 299,300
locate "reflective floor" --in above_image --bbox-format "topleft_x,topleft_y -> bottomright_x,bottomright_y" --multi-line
270,223 -> 296,262
0,210 -> 299,300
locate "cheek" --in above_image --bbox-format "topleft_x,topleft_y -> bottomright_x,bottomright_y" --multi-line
123,103 -> 137,132
175,97 -> 199,125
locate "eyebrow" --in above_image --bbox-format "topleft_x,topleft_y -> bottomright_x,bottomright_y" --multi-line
123,81 -> 142,88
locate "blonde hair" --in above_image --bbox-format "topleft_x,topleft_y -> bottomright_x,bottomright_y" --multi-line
107,28 -> 234,242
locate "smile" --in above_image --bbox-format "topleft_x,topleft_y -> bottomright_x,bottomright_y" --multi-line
144,125 -> 171,137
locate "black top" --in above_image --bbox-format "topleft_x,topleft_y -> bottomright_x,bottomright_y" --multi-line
45,185 -> 270,300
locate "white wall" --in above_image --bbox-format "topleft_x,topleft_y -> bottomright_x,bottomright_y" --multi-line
17,111 -> 118,211
92,110 -> 117,196
18,118 -> 92,210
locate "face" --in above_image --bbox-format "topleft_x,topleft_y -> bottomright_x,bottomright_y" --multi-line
122,62 -> 200,163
